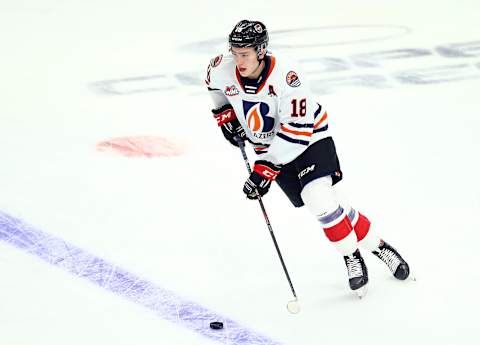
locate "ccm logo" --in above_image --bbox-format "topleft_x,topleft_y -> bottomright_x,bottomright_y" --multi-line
298,164 -> 315,178
261,169 -> 277,179
215,110 -> 234,125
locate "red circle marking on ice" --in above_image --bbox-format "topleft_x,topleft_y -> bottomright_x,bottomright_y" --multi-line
96,136 -> 186,157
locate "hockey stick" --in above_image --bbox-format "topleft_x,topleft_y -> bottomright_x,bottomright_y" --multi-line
234,136 -> 300,314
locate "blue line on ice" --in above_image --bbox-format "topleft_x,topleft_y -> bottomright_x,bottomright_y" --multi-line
0,211 -> 281,345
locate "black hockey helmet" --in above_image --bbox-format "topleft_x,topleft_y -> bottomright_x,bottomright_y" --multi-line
228,20 -> 268,55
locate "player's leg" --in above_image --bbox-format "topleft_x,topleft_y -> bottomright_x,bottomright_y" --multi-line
334,185 -> 410,280
291,138 -> 358,255
276,153 -> 368,293
300,175 -> 368,292
301,176 -> 357,255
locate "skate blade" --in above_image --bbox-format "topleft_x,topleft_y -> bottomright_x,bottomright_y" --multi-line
355,285 -> 368,299
406,269 -> 416,282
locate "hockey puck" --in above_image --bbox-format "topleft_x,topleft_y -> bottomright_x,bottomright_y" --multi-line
209,321 -> 223,330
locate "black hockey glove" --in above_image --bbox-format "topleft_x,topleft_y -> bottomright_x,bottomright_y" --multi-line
243,160 -> 281,199
212,104 -> 246,147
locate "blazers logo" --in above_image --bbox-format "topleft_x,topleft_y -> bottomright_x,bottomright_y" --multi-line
242,101 -> 275,138
224,85 -> 239,96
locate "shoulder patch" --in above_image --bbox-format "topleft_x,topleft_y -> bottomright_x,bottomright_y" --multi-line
210,54 -> 223,68
286,70 -> 301,87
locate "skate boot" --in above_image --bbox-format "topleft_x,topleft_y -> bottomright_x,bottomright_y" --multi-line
372,240 -> 410,280
343,249 -> 368,298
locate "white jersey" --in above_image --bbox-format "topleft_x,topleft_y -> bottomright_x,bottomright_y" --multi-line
206,52 -> 330,166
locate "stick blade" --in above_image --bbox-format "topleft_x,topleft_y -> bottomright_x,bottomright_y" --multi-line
287,299 -> 301,314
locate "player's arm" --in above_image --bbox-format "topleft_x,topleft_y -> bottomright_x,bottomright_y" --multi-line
205,59 -> 246,147
210,102 -> 247,147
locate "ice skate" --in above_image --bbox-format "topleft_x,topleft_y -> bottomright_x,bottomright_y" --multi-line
372,240 -> 410,280
343,249 -> 368,298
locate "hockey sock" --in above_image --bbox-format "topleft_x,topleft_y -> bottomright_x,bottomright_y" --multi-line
347,208 -> 382,251
320,206 -> 358,256
301,177 -> 358,256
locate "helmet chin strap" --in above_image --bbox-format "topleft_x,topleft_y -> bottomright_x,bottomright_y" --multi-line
251,59 -> 265,78
253,48 -> 266,74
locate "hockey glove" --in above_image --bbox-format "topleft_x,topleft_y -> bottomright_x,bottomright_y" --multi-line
243,160 -> 281,199
212,104 -> 246,147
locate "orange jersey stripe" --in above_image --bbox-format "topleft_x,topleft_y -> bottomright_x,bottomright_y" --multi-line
257,56 -> 276,93
314,112 -> 328,129
280,124 -> 312,137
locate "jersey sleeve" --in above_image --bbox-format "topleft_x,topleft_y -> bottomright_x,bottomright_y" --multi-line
261,69 -> 317,165
205,54 -> 230,109
208,88 -> 229,109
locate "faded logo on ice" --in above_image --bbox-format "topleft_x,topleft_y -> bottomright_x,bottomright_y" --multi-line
91,26 -> 480,96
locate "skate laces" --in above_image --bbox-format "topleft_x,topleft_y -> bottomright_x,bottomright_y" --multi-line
377,248 -> 401,273
345,256 -> 363,278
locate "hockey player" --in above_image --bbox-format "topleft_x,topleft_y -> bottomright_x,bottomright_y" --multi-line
205,20 -> 410,297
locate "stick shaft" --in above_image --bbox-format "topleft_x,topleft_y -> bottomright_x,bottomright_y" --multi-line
235,137 -> 297,299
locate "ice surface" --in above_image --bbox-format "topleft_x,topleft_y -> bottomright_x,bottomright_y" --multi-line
0,211 -> 282,344
1,1 -> 479,344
